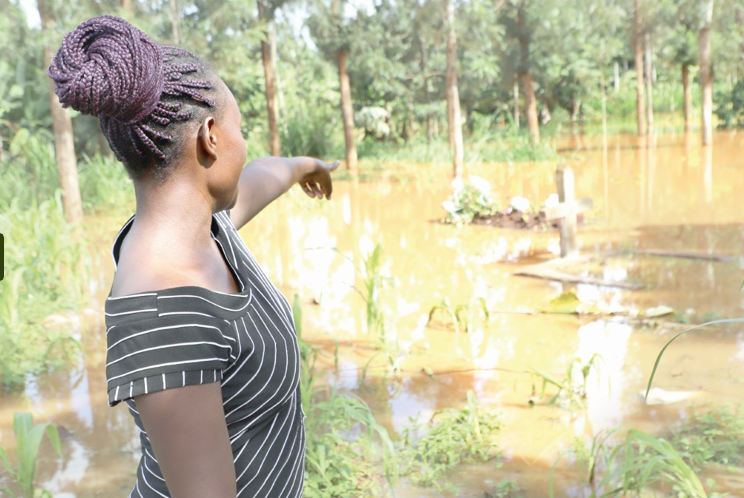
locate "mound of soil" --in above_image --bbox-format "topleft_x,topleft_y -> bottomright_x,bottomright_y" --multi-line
468,210 -> 586,230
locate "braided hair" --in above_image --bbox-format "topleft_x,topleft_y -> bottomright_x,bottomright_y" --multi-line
47,15 -> 219,180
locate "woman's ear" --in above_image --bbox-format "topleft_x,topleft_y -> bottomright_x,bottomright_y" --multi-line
197,116 -> 218,162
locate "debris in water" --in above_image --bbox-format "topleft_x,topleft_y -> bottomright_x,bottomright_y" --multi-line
641,387 -> 701,405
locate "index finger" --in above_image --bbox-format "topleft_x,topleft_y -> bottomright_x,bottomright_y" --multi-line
328,160 -> 341,171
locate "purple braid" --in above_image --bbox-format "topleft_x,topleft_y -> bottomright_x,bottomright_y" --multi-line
47,15 -> 216,167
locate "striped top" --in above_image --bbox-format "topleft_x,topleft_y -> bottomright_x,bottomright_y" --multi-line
104,210 -> 306,498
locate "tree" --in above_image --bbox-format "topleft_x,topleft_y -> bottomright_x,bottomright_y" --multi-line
308,0 -> 359,174
634,0 -> 647,136
699,0 -> 715,144
258,0 -> 281,156
443,0 -> 464,177
38,0 -> 83,223
644,32 -> 654,132
517,0 -> 539,143
170,0 -> 180,44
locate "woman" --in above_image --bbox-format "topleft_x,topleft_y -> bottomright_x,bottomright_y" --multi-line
47,15 -> 337,498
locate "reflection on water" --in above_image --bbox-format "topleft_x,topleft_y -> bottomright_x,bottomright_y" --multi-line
2,130 -> 744,496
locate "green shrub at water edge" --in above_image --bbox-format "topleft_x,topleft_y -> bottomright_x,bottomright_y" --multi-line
0,412 -> 64,498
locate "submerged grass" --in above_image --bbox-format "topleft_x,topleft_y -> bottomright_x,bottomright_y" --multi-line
294,296 -> 399,497
669,404 -> 744,471
397,390 -> 503,494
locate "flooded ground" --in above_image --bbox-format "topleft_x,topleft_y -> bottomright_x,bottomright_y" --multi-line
2,129 -> 744,497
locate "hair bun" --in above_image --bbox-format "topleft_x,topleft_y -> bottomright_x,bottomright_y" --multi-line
47,15 -> 165,124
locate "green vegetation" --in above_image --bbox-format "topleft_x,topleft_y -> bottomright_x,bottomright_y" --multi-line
669,404 -> 744,471
0,130 -> 108,388
0,412 -> 64,498
295,296 -> 506,496
529,354 -> 606,410
294,295 -> 399,497
427,295 -> 490,335
552,405 -> 744,498
442,176 -> 500,225
397,390 -> 504,494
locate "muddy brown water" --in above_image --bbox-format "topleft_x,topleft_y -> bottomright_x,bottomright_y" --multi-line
2,130 -> 744,497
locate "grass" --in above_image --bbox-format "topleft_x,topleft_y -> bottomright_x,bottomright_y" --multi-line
293,296 -> 399,497
669,404 -> 744,471
357,128 -> 560,164
0,191 -> 89,389
529,354 -> 606,411
397,389 -> 504,494
553,428 -> 709,498
0,131 -> 128,388
552,405 -> 744,498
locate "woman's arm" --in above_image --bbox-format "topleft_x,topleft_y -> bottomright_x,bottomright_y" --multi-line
134,382 -> 237,498
229,156 -> 339,231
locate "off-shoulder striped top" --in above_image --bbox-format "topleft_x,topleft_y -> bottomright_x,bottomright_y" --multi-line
104,210 -> 306,497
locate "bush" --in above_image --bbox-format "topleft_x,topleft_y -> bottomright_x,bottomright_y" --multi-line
441,176 -> 500,225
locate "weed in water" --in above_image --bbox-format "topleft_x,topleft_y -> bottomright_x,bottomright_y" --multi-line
669,404 -> 744,471
397,390 -> 503,493
428,295 -> 489,336
292,296 -> 399,497
529,354 -> 606,411
484,478 -> 523,498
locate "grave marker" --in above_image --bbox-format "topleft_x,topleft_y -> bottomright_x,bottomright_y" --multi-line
544,164 -> 593,258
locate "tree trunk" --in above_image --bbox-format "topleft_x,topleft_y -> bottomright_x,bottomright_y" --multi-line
258,1 -> 281,156
39,0 -> 83,223
644,32 -> 654,133
518,1 -> 539,144
122,0 -> 132,12
634,0 -> 646,136
418,37 -> 434,143
337,50 -> 358,175
169,0 -> 180,44
614,61 -> 620,92
513,77 -> 520,128
601,76 -> 607,138
682,64 -> 692,132
271,19 -> 288,137
444,0 -> 464,178
699,0 -> 715,145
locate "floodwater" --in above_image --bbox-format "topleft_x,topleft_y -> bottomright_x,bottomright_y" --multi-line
2,129 -> 744,497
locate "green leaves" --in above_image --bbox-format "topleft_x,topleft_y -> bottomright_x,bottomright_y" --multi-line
0,412 -> 63,498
